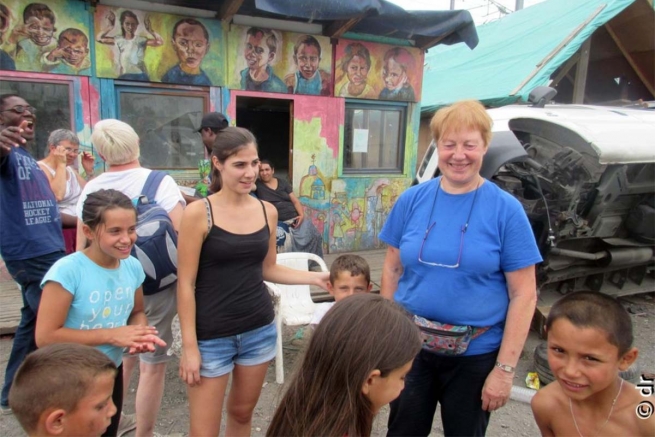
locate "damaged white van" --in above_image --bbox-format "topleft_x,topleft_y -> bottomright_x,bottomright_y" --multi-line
415,90 -> 655,297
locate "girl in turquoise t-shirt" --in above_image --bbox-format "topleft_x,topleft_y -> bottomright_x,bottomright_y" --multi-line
36,189 -> 165,436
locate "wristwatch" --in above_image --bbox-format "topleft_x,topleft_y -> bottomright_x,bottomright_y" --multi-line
495,361 -> 515,373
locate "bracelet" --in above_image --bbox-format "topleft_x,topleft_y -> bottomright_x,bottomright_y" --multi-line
495,361 -> 515,373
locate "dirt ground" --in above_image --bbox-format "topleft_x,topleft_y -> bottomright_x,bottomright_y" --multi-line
1,293 -> 653,437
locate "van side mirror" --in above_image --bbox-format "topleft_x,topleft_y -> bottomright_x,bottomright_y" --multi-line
528,87 -> 558,108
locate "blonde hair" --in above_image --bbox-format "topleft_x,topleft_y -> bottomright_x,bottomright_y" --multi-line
91,119 -> 140,165
430,100 -> 493,147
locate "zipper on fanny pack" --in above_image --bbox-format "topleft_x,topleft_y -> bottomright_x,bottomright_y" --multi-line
419,326 -> 469,337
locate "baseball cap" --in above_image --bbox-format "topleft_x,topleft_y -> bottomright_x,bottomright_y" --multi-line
198,112 -> 228,132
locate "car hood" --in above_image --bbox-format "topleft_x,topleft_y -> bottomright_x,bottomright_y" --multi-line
488,105 -> 655,165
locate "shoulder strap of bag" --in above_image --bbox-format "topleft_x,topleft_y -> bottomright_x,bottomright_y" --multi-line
141,170 -> 167,202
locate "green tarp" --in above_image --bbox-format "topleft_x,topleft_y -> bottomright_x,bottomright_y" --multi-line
420,0 -> 635,114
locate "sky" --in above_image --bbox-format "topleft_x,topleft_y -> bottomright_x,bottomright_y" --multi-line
387,0 -> 547,25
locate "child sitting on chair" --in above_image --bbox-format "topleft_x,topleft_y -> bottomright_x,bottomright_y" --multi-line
531,291 -> 654,436
310,254 -> 372,326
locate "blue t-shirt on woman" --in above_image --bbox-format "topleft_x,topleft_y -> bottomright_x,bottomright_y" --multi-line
41,252 -> 145,365
379,177 -> 542,355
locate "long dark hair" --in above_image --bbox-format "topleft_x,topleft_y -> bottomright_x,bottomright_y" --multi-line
209,127 -> 257,193
266,294 -> 422,437
120,10 -> 138,37
82,189 -> 136,230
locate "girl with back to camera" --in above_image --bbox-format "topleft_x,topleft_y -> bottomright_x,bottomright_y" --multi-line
267,293 -> 422,437
35,189 -> 165,437
176,126 -> 330,436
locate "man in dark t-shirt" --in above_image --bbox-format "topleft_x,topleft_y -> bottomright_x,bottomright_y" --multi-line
255,160 -> 323,259
0,94 -> 65,413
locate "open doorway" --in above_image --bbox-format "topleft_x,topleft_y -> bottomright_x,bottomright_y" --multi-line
236,96 -> 293,182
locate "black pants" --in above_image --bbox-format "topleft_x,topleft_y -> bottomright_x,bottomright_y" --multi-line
102,365 -> 124,437
387,349 -> 498,437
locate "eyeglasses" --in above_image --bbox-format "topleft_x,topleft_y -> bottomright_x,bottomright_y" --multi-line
64,148 -> 81,155
417,179 -> 480,269
1,105 -> 37,114
418,222 -> 468,268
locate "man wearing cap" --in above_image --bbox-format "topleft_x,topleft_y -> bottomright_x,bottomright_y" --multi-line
198,111 -> 228,155
185,111 -> 229,201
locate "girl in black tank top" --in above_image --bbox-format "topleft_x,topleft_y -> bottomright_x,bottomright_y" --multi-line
175,126 -> 330,436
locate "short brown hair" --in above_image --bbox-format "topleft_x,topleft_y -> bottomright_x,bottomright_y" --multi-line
546,291 -> 633,356
329,254 -> 370,284
429,100 -> 493,147
9,343 -> 117,434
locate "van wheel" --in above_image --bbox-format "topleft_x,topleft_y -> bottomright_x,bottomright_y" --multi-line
534,343 -> 554,385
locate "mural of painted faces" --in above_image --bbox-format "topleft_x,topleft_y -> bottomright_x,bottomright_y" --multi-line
379,47 -> 416,101
240,27 -> 286,93
44,27 -> 90,74
0,2 -> 15,70
162,18 -> 211,85
337,43 -> 376,99
285,34 -> 331,96
173,21 -> 208,70
244,28 -> 273,72
96,9 -> 163,81
12,3 -> 57,71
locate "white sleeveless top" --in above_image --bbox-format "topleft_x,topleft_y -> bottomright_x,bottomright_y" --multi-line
41,163 -> 83,216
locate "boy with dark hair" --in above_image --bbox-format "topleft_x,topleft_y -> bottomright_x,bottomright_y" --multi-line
310,254 -> 372,325
43,28 -> 91,75
240,27 -> 286,93
531,291 -> 654,436
162,18 -> 211,86
9,343 -> 118,437
284,34 -> 331,95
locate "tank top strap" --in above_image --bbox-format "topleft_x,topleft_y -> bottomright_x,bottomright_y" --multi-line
203,198 -> 213,233
39,161 -> 56,176
259,200 -> 268,223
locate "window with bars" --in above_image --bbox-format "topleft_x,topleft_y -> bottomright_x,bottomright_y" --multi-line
343,101 -> 406,174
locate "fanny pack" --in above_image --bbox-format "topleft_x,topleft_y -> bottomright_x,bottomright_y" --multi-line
414,315 -> 489,356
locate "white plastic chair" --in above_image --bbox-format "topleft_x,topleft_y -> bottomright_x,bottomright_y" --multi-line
265,252 -> 328,384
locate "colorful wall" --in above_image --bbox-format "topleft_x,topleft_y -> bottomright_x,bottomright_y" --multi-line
1,0 -> 426,253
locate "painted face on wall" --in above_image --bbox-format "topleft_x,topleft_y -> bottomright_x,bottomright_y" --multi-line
25,16 -> 55,46
59,35 -> 89,67
172,23 -> 209,71
295,43 -> 320,80
122,16 -> 138,37
346,55 -> 369,85
244,31 -> 272,70
382,57 -> 407,91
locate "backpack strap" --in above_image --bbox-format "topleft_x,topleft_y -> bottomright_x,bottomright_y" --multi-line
142,170 -> 167,203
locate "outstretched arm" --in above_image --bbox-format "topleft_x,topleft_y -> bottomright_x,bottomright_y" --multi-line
97,11 -> 117,45
144,16 -> 163,47
261,201 -> 329,289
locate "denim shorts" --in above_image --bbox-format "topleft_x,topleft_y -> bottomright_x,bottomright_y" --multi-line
197,321 -> 277,378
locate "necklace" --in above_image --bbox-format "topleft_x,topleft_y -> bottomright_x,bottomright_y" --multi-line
570,378 -> 624,437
